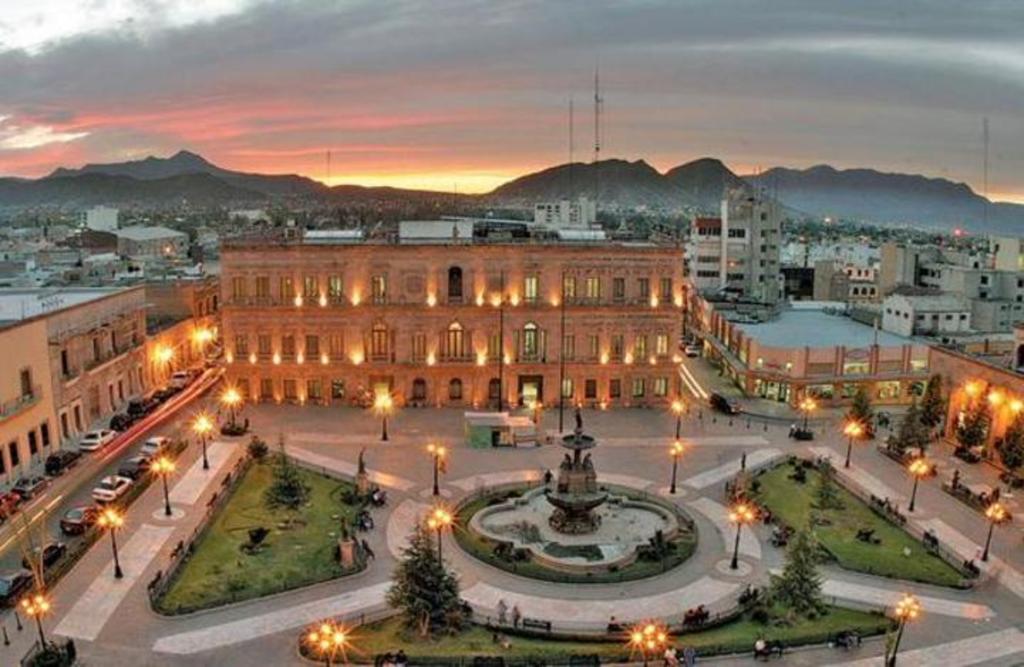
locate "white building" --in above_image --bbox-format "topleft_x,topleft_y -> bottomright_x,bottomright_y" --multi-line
881,293 -> 971,338
991,236 -> 1024,272
533,198 -> 596,229
115,226 -> 188,259
84,206 -> 119,232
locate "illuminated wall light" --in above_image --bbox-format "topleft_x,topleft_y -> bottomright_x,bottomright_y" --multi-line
599,400 -> 609,410
600,352 -> 609,365
225,352 -> 234,364
272,352 -> 281,365
674,295 -> 684,308
249,352 -> 257,364
503,354 -> 511,365
1011,398 -> 1024,413
650,295 -> 659,308
624,353 -> 634,365
672,353 -> 683,363
426,352 -> 436,366
351,290 -> 361,306
550,295 -> 560,307
988,390 -> 1004,407
426,294 -> 437,307
320,353 -> 329,365
509,293 -> 520,307
476,353 -> 487,366
648,356 -> 657,366
351,351 -> 364,365
318,294 -> 327,307
294,294 -> 303,307
490,294 -> 502,308
297,353 -> 305,365
476,294 -> 485,307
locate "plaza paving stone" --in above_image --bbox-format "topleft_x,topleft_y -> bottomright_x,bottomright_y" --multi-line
819,579 -> 994,620
682,447 -> 783,489
827,627 -> 1024,667
290,444 -> 416,490
687,496 -> 762,560
167,439 -> 238,505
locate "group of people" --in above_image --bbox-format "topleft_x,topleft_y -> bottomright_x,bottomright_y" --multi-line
495,598 -> 522,627
374,649 -> 408,666
662,644 -> 698,666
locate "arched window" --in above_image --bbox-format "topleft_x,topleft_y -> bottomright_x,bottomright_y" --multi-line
449,378 -> 463,401
371,323 -> 388,359
523,322 -> 539,358
448,266 -> 463,300
412,378 -> 427,401
446,321 -> 464,358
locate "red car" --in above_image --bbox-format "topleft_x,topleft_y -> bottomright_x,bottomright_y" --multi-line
0,492 -> 22,521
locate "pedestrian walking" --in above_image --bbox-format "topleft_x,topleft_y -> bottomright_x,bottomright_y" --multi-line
682,645 -> 696,666
511,604 -> 521,628
361,538 -> 376,560
497,598 -> 508,625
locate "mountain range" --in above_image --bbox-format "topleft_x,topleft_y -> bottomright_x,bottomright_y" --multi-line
2,150 -> 1020,234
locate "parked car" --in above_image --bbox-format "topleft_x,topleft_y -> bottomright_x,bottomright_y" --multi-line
108,412 -> 137,431
0,570 -> 34,607
21,542 -> 67,570
60,505 -> 100,535
139,436 -> 171,459
0,492 -> 22,519
117,456 -> 153,480
684,343 -> 702,358
91,476 -> 134,504
12,475 -> 49,500
709,392 -> 741,415
45,450 -> 82,477
168,370 -> 191,390
127,395 -> 159,417
78,429 -> 118,452
152,387 -> 178,402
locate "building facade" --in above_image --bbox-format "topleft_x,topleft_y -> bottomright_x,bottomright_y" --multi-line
0,318 -> 58,483
220,231 -> 685,409
116,226 -> 189,259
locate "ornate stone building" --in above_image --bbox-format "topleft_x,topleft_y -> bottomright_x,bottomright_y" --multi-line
220,228 -> 685,409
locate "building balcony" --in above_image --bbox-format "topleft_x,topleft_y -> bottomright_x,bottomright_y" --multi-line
0,385 -> 42,423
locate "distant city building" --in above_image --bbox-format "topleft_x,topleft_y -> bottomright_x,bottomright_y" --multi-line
990,236 -> 1024,272
780,266 -> 815,300
84,205 -> 119,232
533,198 -> 596,229
687,192 -> 782,304
229,209 -> 270,223
116,225 -> 188,259
813,260 -> 878,302
881,292 -> 971,338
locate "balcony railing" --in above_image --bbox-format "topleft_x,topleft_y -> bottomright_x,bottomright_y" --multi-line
0,385 -> 42,422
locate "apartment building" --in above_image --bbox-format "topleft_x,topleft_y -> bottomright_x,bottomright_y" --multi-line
219,225 -> 685,408
813,260 -> 879,302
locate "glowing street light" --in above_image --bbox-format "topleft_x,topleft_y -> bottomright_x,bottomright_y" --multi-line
152,456 -> 176,517
20,591 -> 51,647
427,506 -> 453,560
843,420 -> 864,469
221,386 -> 242,429
97,507 -> 125,579
887,594 -> 921,666
728,502 -> 757,570
628,622 -> 669,667
669,439 -> 685,495
671,399 -> 685,439
427,442 -> 447,496
982,501 -> 1010,562
906,458 -> 931,513
799,397 -> 817,431
193,411 -> 214,470
373,391 -> 394,442
306,619 -> 351,667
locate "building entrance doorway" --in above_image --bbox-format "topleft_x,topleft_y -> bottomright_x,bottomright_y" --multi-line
517,375 -> 544,406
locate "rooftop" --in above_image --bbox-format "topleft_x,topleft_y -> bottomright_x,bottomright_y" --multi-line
116,225 -> 187,241
736,308 -> 909,348
0,287 -> 128,327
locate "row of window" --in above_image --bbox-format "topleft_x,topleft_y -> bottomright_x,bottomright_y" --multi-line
2,421 -> 53,476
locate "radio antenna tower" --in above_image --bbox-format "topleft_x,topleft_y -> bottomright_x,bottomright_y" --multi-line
982,117 -> 989,231
593,66 -> 603,213
568,97 -> 575,200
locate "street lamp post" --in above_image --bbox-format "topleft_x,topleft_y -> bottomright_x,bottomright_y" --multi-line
373,392 -> 393,442
629,622 -> 669,667
221,387 -> 242,430
669,439 -> 684,495
306,620 -> 350,667
799,397 -> 817,432
193,412 -> 213,470
97,508 -> 125,579
153,456 -> 176,517
982,501 -> 1009,562
728,502 -> 756,570
20,592 -> 51,648
887,594 -> 921,666
427,507 -> 452,561
907,458 -> 931,513
843,420 -> 864,469
671,400 -> 685,439
427,442 -> 447,496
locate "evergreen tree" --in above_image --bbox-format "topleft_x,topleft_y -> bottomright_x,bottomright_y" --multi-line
920,374 -> 946,429
771,529 -> 824,616
264,436 -> 310,511
997,411 -> 1024,477
847,386 -> 875,438
814,461 -> 843,510
956,397 -> 991,452
890,400 -> 930,455
387,521 -> 465,637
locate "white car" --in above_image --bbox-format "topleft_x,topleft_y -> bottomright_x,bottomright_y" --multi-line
684,343 -> 702,358
139,436 -> 171,459
78,429 -> 118,452
91,476 -> 134,504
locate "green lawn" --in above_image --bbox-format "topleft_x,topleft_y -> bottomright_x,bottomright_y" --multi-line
331,608 -> 888,663
755,462 -> 964,587
452,488 -> 697,584
156,461 -> 363,614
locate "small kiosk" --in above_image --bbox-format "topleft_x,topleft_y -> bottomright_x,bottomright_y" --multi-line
464,412 -> 538,448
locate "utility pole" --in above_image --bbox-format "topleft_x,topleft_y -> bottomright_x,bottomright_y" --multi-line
558,270 -> 567,433
497,271 -> 506,411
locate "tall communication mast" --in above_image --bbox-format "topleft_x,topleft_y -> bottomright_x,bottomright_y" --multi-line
593,67 -> 603,212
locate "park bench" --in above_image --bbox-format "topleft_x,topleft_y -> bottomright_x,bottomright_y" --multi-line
521,617 -> 552,633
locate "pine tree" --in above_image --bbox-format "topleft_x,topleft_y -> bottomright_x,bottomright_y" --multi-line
997,411 -> 1024,478
264,436 -> 310,511
890,400 -> 930,456
956,398 -> 991,452
920,374 -> 946,429
771,529 -> 823,616
387,521 -> 465,637
814,461 -> 843,510
847,386 -> 875,438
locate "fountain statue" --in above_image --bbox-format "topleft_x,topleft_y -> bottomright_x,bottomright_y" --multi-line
545,408 -> 608,534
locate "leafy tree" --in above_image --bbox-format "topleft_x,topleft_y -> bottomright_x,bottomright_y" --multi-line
997,411 -> 1024,477
264,437 -> 310,511
920,374 -> 946,429
247,435 -> 269,461
847,386 -> 875,438
387,521 -> 465,637
814,461 -> 843,510
956,397 -> 991,452
889,400 -> 930,456
771,529 -> 824,616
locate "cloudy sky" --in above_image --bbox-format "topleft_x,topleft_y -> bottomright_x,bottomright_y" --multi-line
1,0 -> 1022,199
